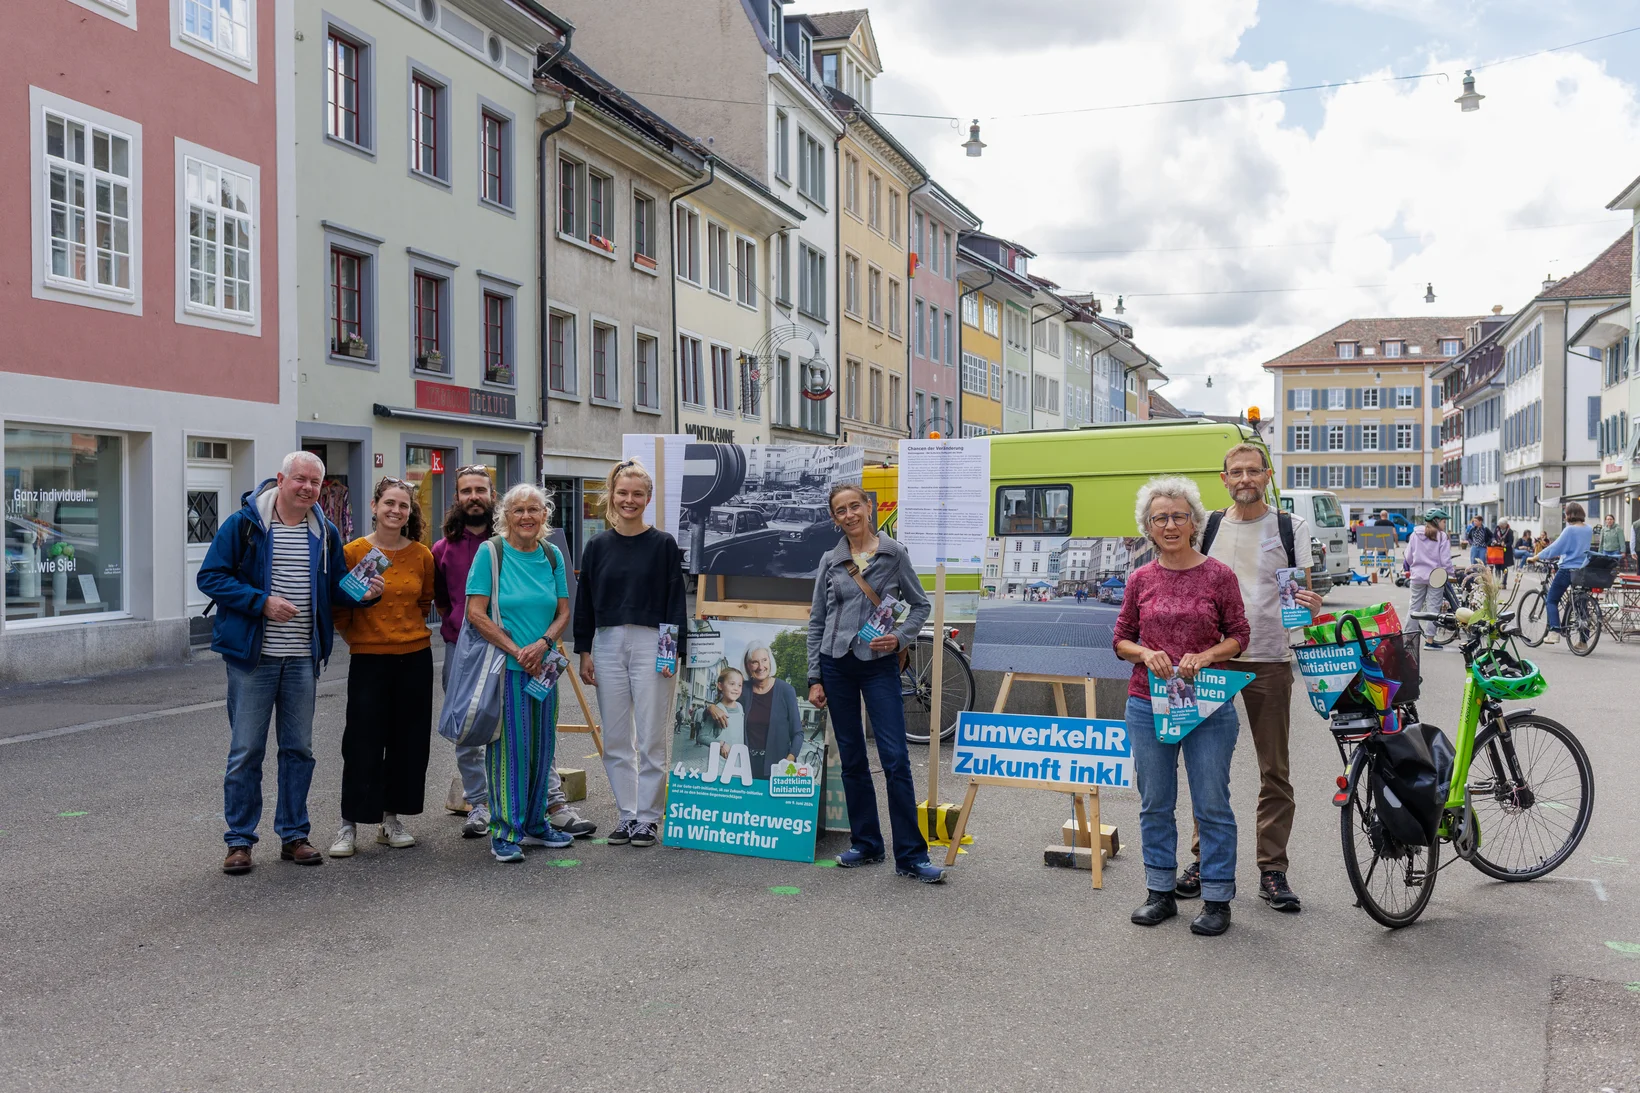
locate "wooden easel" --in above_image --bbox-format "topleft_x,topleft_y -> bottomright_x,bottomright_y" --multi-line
941,670 -> 1108,888
554,641 -> 604,758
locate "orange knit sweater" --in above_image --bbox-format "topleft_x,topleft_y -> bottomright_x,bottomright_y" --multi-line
333,538 -> 436,654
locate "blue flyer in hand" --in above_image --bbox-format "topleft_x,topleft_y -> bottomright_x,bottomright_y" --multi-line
1276,567 -> 1312,628
655,624 -> 679,674
339,547 -> 390,600
524,649 -> 571,700
1149,667 -> 1255,743
858,595 -> 907,643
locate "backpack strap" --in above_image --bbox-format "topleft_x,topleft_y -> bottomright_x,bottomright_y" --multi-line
1200,509 -> 1226,557
1276,510 -> 1297,570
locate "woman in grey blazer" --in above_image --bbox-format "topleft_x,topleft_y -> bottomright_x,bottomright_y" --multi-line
806,483 -> 943,884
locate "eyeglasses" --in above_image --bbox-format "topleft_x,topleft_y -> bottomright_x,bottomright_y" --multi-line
1224,468 -> 1267,481
1148,513 -> 1194,528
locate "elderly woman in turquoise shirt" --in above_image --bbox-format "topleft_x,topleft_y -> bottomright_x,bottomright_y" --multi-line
464,483 -> 571,863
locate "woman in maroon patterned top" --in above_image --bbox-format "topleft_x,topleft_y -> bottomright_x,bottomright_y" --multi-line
1114,476 -> 1250,937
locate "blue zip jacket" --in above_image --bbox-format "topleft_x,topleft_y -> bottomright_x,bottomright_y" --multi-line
196,478 -> 366,674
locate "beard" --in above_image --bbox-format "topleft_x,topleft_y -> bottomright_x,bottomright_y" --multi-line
1232,486 -> 1261,504
463,503 -> 494,527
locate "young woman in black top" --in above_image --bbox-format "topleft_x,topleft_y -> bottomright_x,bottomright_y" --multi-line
574,459 -> 687,847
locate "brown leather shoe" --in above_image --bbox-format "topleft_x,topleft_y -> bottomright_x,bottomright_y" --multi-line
280,839 -> 323,865
222,846 -> 253,874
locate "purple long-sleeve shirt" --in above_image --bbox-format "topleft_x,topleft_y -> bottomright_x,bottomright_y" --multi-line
1403,530 -> 1453,584
431,528 -> 486,645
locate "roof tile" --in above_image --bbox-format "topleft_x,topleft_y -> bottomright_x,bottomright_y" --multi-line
1537,232 -> 1632,299
1263,316 -> 1483,369
806,9 -> 867,40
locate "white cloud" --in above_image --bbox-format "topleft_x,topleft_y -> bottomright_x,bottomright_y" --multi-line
795,0 -> 1639,416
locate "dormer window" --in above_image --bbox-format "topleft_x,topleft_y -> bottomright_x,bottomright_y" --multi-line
1382,340 -> 1404,357
1440,338 -> 1462,355
1336,341 -> 1358,359
768,0 -> 781,39
820,52 -> 839,88
799,28 -> 812,76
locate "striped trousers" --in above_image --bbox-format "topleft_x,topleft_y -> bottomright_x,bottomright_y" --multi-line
485,669 -> 558,845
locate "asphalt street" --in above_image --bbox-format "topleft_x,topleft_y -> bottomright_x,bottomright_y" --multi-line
970,600 -> 1128,678
1,563 -> 1637,1092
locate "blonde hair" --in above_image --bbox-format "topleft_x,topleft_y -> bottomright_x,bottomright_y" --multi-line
603,457 -> 654,518
494,483 -> 554,539
1134,476 -> 1208,549
716,666 -> 745,692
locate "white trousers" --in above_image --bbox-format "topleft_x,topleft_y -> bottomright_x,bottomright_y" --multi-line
592,625 -> 677,825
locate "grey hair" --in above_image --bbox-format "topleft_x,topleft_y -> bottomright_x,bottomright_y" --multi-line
1134,476 -> 1208,549
281,450 -> 325,477
743,644 -> 777,676
494,483 -> 554,538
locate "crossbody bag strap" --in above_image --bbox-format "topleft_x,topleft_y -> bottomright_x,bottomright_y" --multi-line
842,559 -> 881,607
487,535 -> 505,625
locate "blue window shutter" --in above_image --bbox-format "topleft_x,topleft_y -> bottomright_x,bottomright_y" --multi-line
1286,425 -> 1294,450
1414,464 -> 1422,488
1415,425 -> 1423,451
1286,387 -> 1295,410
1345,388 -> 1355,410
1412,385 -> 1422,408
1589,396 -> 1600,440
1286,464 -> 1293,488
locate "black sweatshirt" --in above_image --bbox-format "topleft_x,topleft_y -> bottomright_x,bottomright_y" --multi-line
572,527 -> 688,656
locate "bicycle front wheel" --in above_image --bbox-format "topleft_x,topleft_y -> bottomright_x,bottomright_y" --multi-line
1468,714 -> 1594,881
1340,749 -> 1441,928
1516,589 -> 1548,647
901,636 -> 975,745
1566,591 -> 1600,656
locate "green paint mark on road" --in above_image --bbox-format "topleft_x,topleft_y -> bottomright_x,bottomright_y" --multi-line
813,859 -> 838,867
589,838 -> 608,845
1592,855 -> 1629,865
768,885 -> 801,896
549,859 -> 580,868
1605,941 -> 1640,957
57,811 -> 88,818
1627,983 -> 1640,993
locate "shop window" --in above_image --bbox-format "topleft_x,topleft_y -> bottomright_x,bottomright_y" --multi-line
4,428 -> 125,622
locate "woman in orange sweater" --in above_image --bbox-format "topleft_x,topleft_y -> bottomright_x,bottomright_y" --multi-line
328,477 -> 437,857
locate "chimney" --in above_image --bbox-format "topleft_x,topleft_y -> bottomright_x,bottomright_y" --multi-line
1542,275 -> 1556,292
1492,305 -> 1503,314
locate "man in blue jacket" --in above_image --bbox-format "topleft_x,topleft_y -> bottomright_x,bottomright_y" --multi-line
198,451 -> 382,874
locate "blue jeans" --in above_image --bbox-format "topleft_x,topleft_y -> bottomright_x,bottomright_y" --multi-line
1469,543 -> 1486,565
821,653 -> 929,869
1546,567 -> 1572,631
224,656 -> 317,847
1125,695 -> 1240,902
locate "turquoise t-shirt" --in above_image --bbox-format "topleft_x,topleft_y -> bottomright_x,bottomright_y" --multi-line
465,539 -> 568,671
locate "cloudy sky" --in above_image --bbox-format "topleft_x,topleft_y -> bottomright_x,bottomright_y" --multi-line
791,0 -> 1640,417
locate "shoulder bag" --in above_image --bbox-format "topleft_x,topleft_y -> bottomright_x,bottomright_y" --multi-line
437,535 -> 510,747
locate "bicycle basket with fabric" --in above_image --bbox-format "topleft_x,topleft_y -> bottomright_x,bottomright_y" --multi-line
1571,554 -> 1619,591
1367,721 -> 1455,849
1294,613 -> 1422,720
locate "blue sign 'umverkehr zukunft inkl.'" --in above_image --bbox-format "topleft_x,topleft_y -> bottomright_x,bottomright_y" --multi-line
953,712 -> 1133,788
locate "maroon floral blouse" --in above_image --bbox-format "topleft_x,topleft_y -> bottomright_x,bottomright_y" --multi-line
1112,557 -> 1251,699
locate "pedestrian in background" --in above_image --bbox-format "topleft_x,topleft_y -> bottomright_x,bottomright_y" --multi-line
1186,443 -> 1318,913
432,467 -> 595,840
574,459 -> 687,848
328,477 -> 436,858
463,484 -> 572,863
198,451 -> 383,875
807,483 -> 943,883
1114,476 -> 1249,937
1492,520 -> 1515,588
1463,515 -> 1492,566
1597,513 -> 1625,556
1404,510 -> 1454,645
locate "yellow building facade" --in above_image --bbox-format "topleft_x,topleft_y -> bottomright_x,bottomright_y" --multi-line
957,278 -> 1004,434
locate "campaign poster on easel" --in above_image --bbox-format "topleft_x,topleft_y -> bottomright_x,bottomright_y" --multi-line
665,620 -> 830,861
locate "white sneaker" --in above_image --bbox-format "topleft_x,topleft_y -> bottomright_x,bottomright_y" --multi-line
1544,631 -> 1561,645
461,805 -> 491,839
328,823 -> 356,858
377,814 -> 415,848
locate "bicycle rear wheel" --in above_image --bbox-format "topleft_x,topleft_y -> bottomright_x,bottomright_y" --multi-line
1339,749 -> 1441,928
1468,714 -> 1594,881
901,635 -> 975,745
1516,589 -> 1548,647
1565,591 -> 1600,656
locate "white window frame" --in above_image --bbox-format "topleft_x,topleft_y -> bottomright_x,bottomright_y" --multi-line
68,0 -> 138,29
678,331 -> 705,408
1396,423 -> 1415,450
674,204 -> 700,285
30,89 -> 143,316
773,110 -> 790,182
175,138 -> 260,335
798,242 -> 826,321
1327,424 -> 1345,451
962,293 -> 979,327
707,221 -> 731,297
1395,464 -> 1415,488
173,0 -> 258,80
1292,425 -> 1312,452
736,235 -> 758,310
1293,465 -> 1313,489
1336,341 -> 1357,359
961,352 -> 988,396
867,265 -> 882,327
1327,465 -> 1347,489
1327,387 -> 1346,410
1291,387 -> 1313,410
1395,387 -> 1415,408
887,278 -> 901,337
1360,387 -> 1381,409
844,253 -> 860,317
547,302 -> 579,399
888,188 -> 901,245
774,231 -> 792,306
1361,424 -> 1380,451
797,129 -> 825,206
589,316 -> 620,407
984,298 -> 1000,336
1361,464 -> 1380,489
633,327 -> 662,413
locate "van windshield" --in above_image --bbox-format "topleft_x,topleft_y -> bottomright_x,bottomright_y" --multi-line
1312,494 -> 1344,528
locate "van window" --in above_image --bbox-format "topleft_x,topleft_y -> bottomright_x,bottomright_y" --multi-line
995,485 -> 1070,536
1278,498 -> 1294,513
1311,495 -> 1344,528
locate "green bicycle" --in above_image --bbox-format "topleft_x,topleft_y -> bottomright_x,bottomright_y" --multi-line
1331,595 -> 1594,928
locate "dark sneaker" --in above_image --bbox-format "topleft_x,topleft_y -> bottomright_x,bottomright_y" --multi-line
605,820 -> 636,846
895,860 -> 946,884
629,822 -> 658,848
835,847 -> 886,868
1174,861 -> 1202,899
491,839 -> 524,863
1259,870 -> 1302,912
1190,900 -> 1233,936
1130,890 -> 1177,926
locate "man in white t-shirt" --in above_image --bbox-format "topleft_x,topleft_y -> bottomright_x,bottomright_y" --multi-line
1176,442 -> 1323,914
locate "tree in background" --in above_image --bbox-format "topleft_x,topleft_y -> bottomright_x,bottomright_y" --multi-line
769,627 -> 809,697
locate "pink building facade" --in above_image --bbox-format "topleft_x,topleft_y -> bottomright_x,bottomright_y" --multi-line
0,0 -> 295,681
909,181 -> 979,437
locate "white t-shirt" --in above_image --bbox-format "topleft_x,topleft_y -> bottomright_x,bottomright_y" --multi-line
1205,508 -> 1313,663
262,521 -> 314,657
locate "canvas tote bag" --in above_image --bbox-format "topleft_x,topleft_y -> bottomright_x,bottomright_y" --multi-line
437,536 -> 510,748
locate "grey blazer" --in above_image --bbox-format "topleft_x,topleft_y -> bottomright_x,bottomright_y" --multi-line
806,534 -> 931,682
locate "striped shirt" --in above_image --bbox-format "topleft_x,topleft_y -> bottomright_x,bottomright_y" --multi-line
262,521 -> 313,657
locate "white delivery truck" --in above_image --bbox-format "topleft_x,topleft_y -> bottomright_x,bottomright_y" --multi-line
1277,489 -> 1350,591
